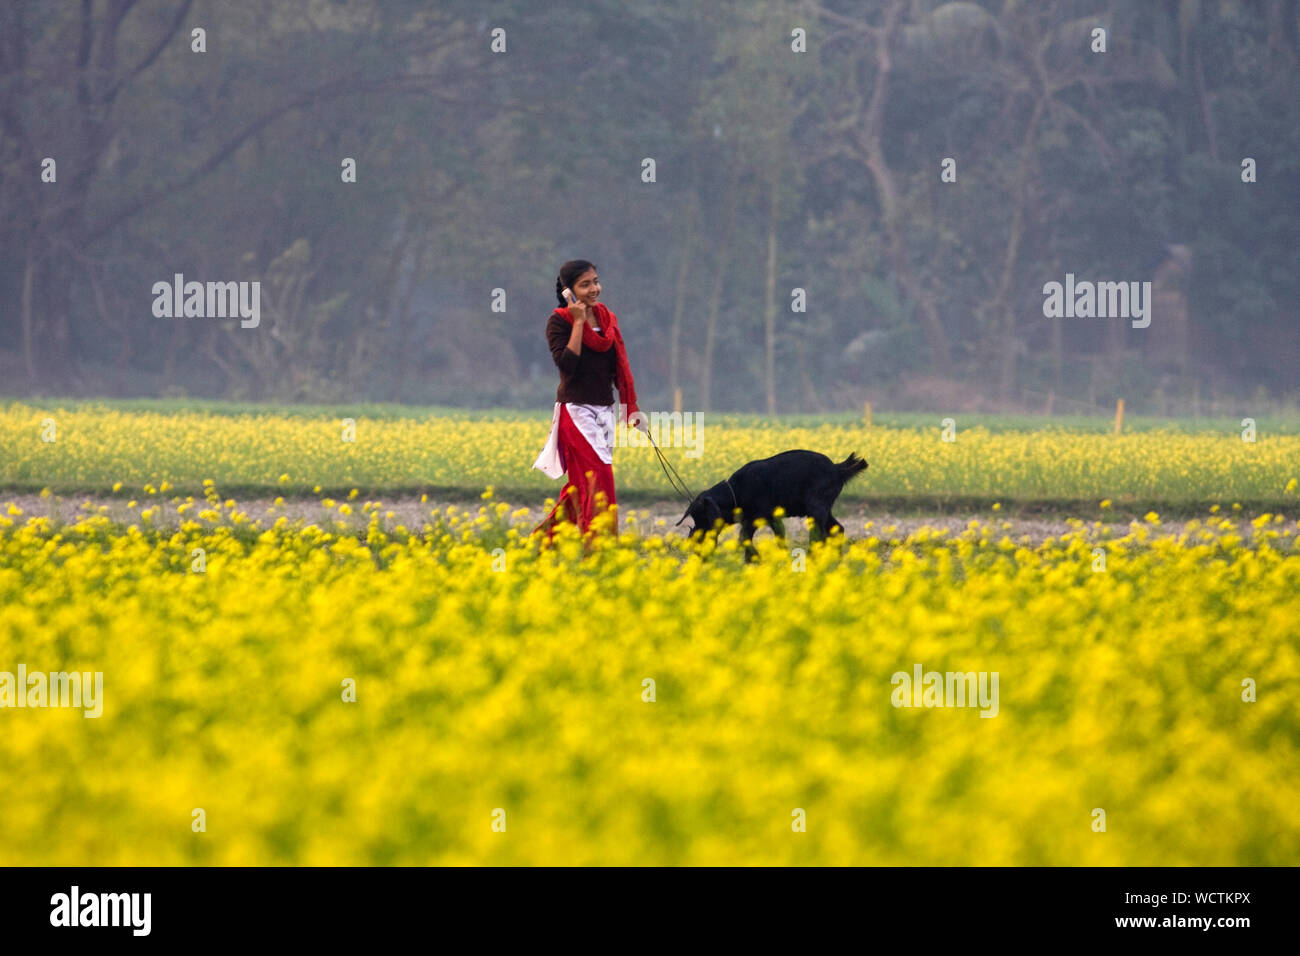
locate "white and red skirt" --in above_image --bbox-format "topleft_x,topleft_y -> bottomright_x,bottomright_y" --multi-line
532,402 -> 618,537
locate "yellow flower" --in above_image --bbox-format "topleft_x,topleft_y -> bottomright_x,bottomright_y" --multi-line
1,401 -> 1298,865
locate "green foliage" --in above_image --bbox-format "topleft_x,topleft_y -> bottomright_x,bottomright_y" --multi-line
1,0 -> 1297,411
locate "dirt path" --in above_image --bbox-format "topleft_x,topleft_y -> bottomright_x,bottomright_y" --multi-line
0,492 -> 1249,544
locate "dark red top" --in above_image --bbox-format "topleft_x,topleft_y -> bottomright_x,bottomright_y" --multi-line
546,312 -> 617,405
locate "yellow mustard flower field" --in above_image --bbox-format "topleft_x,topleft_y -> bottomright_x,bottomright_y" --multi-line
2,401 -> 1298,505
1,403 -> 1298,864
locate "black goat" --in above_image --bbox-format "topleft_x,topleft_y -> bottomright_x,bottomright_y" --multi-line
677,450 -> 868,558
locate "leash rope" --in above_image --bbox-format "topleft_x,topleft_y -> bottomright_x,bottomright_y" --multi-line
642,425 -> 697,505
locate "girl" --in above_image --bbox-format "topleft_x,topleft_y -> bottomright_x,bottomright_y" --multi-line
532,259 -> 647,541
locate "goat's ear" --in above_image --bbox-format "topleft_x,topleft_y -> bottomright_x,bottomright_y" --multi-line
675,493 -> 701,526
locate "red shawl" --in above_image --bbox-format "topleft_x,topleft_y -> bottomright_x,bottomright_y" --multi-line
554,302 -> 639,425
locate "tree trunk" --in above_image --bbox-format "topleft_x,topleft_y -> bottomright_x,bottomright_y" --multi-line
1051,323 -> 1063,391
764,172 -> 779,416
994,98 -> 1046,401
393,229 -> 428,404
669,196 -> 698,404
701,165 -> 740,413
857,0 -> 952,376
21,252 -> 37,386
1193,41 -> 1219,162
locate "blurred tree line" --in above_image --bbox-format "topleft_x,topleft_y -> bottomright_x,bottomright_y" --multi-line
1,0 -> 1297,413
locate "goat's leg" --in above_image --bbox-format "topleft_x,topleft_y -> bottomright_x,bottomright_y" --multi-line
810,509 -> 841,543
740,517 -> 760,563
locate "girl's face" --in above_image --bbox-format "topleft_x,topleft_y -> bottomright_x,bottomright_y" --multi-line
572,269 -> 601,306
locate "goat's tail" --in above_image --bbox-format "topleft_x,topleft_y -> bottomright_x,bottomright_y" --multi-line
835,452 -> 869,486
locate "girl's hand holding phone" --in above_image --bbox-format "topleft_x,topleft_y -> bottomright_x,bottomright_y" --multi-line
563,287 -> 591,326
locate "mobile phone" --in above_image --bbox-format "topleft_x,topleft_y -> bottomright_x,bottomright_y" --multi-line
562,287 -> 575,303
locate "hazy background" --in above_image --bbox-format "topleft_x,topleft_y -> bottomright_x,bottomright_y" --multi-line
2,0 -> 1297,415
